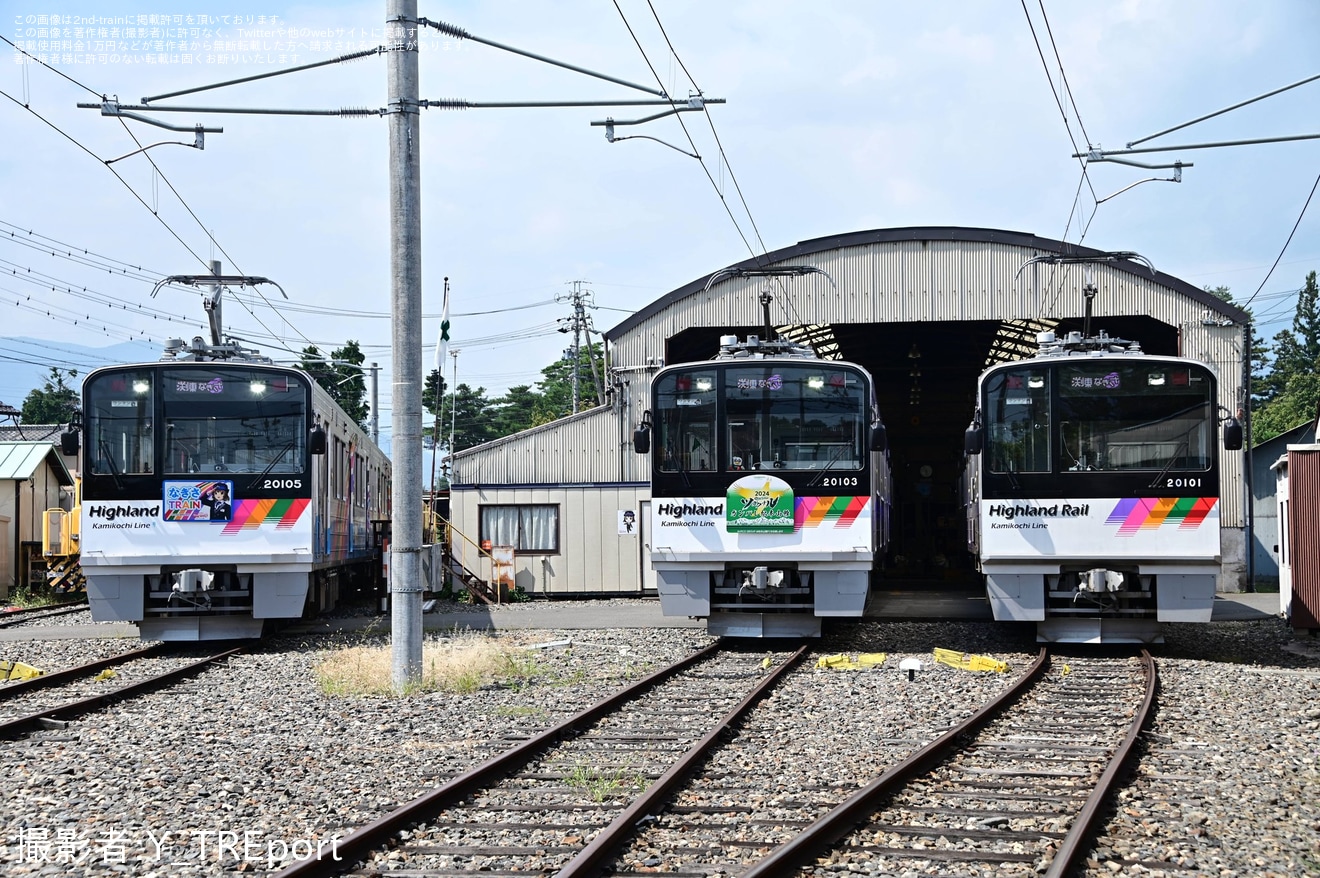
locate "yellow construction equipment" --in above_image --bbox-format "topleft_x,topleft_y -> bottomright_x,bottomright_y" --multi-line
41,478 -> 84,594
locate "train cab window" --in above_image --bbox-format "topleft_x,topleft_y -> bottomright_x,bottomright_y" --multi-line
161,369 -> 308,475
86,371 -> 156,475
727,416 -> 763,471
654,372 -> 715,472
985,368 -> 1051,474
1057,364 -> 1212,472
726,366 -> 865,472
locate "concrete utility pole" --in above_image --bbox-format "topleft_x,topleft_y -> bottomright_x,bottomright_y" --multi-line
387,0 -> 423,690
369,361 -> 380,446
558,281 -> 605,413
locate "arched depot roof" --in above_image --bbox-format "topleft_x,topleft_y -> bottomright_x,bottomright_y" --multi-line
606,226 -> 1248,343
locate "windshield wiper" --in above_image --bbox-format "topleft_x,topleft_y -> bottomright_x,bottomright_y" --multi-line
251,441 -> 295,487
807,445 -> 851,488
98,438 -> 124,492
1148,439 -> 1190,489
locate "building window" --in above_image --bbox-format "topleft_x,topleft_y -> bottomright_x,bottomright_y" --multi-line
479,504 -> 559,553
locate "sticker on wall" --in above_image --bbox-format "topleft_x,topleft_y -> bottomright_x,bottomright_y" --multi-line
727,475 -> 795,533
618,509 -> 637,535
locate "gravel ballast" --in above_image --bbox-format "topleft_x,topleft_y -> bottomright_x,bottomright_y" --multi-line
0,601 -> 1316,877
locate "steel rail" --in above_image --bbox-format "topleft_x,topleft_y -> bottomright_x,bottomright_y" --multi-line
741,646 -> 1050,878
275,641 -> 723,878
1045,649 -> 1157,877
0,601 -> 89,628
0,646 -> 246,737
554,643 -> 812,877
0,643 -> 169,700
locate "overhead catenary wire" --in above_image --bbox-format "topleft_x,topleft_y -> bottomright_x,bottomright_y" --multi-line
0,34 -> 102,99
616,2 -> 824,333
610,1 -> 762,265
0,89 -> 214,269
1241,171 -> 1320,309
1019,0 -> 1102,321
0,258 -> 205,323
2,37 -> 333,357
0,220 -> 181,281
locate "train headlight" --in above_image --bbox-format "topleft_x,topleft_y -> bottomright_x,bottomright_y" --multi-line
250,380 -> 267,394
1147,373 -> 1166,386
807,376 -> 825,389
132,380 -> 150,394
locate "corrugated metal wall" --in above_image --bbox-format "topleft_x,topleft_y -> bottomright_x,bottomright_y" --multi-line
1286,447 -> 1320,629
454,405 -> 625,485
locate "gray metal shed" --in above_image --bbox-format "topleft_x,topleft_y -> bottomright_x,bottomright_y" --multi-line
0,441 -> 74,598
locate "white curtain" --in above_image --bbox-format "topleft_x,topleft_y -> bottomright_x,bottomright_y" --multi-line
481,505 -> 557,551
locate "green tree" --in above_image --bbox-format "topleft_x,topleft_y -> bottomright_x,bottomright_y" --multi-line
1254,371 -> 1320,441
1253,271 -> 1320,442
423,368 -> 447,417
490,384 -> 542,436
423,369 -> 449,452
20,367 -> 79,424
534,342 -> 607,422
450,383 -> 496,451
299,341 -> 370,428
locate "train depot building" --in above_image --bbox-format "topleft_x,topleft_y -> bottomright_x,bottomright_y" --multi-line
448,226 -> 1249,602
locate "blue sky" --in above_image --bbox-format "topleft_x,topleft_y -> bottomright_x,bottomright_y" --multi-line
3,1 -> 1317,446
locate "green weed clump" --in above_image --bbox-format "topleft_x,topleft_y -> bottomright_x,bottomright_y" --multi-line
564,761 -> 647,802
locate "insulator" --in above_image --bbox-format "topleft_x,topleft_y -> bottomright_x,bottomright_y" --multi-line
425,19 -> 470,40
422,99 -> 470,111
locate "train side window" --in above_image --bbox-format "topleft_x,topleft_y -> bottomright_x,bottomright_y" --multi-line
985,369 -> 1051,474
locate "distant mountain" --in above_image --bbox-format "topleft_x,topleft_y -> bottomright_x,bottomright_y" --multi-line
0,337 -> 161,415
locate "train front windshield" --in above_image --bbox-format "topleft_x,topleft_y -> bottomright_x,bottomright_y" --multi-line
654,364 -> 868,474
86,367 -> 309,477
984,362 -> 1215,475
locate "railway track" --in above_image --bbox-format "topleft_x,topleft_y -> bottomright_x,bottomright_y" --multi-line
745,649 -> 1154,878
0,644 -> 249,737
0,601 -> 89,629
275,645 -> 1152,877
275,642 -> 811,877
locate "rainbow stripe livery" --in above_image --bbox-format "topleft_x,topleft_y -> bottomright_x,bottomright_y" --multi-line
795,496 -> 869,529
1106,497 -> 1217,536
221,498 -> 310,534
